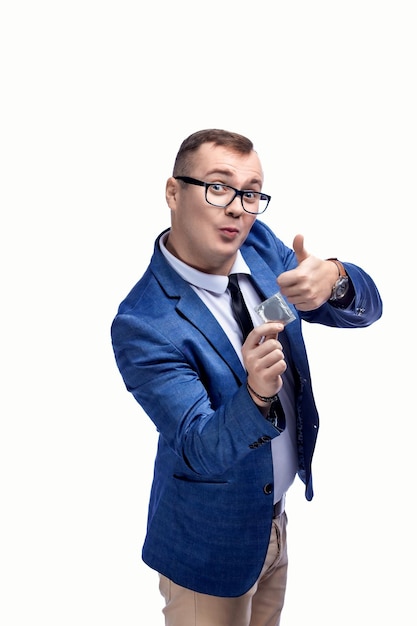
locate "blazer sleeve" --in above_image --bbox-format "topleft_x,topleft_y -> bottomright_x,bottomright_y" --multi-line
300,262 -> 383,327
111,312 -> 281,477
247,221 -> 383,328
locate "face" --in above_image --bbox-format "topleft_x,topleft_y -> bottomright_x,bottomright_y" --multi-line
165,143 -> 264,275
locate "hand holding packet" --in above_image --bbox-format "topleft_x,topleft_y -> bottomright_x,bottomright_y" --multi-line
254,292 -> 296,326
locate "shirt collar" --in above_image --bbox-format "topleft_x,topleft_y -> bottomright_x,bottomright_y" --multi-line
159,231 -> 251,294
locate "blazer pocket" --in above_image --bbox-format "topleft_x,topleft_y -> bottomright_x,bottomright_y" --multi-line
173,473 -> 229,485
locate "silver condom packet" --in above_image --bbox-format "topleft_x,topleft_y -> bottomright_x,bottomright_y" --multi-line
254,292 -> 296,326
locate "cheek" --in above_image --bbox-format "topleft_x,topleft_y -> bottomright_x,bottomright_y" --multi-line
179,208 -> 208,241
183,205 -> 212,231
241,215 -> 257,237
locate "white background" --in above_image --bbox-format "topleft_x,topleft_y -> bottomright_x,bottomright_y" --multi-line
1,1 -> 416,624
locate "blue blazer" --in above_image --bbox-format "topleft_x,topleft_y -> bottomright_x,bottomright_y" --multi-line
111,220 -> 382,597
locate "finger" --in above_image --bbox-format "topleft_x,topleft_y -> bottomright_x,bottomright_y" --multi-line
293,233 -> 309,265
245,322 -> 283,345
256,322 -> 284,338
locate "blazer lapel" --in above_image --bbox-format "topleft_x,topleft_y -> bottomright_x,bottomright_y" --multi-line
151,245 -> 247,383
176,290 -> 247,382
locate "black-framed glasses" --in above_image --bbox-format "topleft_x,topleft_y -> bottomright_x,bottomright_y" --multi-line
174,176 -> 271,215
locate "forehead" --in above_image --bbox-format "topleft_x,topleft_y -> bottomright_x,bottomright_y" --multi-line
192,143 -> 264,182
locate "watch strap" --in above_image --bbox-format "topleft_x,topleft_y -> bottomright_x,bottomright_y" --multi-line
326,257 -> 353,305
326,257 -> 347,278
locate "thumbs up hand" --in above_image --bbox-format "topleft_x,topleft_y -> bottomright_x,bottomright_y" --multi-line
277,235 -> 339,311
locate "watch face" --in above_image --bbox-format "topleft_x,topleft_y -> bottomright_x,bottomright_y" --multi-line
334,276 -> 349,299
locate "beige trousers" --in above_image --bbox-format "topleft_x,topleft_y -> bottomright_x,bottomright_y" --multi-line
159,512 -> 288,626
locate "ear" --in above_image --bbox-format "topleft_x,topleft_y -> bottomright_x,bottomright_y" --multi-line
166,177 -> 179,211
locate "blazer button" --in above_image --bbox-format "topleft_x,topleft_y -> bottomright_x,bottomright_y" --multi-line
263,483 -> 273,495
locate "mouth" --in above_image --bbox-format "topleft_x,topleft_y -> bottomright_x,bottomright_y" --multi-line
219,226 -> 240,238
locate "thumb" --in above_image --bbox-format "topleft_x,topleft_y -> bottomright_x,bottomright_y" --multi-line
293,234 -> 309,265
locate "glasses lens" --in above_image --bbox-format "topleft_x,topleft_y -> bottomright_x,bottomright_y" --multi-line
206,184 -> 236,207
206,184 -> 269,214
241,191 -> 269,214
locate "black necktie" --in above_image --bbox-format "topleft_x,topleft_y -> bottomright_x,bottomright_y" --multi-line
228,274 -> 254,341
228,273 -> 286,432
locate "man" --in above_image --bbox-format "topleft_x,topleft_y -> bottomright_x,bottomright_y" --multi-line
111,129 -> 382,625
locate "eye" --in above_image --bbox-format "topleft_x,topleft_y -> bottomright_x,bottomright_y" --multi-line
210,183 -> 230,194
243,191 -> 258,203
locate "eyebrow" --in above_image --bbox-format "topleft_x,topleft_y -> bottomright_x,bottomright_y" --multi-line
204,169 -> 263,188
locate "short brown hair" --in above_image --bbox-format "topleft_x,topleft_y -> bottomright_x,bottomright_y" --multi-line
172,129 -> 254,177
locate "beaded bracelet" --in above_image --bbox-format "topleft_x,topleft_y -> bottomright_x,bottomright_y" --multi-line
246,382 -> 279,404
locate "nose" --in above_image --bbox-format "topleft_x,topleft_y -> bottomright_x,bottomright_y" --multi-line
225,195 -> 244,217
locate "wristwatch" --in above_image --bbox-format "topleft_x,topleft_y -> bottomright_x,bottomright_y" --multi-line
327,258 -> 349,301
